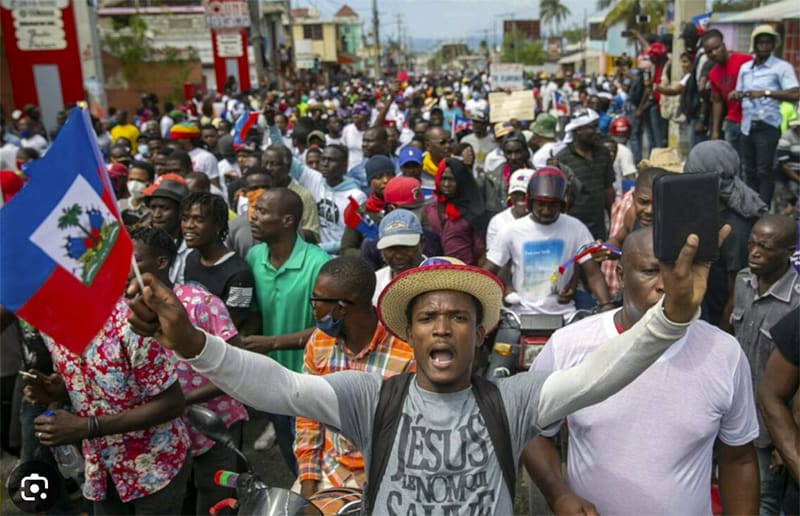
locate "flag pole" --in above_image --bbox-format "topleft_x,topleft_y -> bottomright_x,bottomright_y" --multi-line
131,255 -> 145,293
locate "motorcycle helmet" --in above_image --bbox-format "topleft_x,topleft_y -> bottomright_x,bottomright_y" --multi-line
609,116 -> 632,139
527,167 -> 567,202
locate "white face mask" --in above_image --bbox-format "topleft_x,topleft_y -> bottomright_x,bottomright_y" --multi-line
236,195 -> 249,216
138,144 -> 149,156
127,180 -> 148,199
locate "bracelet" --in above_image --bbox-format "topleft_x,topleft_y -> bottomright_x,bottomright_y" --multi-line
87,415 -> 102,439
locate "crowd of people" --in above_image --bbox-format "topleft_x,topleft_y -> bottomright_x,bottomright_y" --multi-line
0,20 -> 799,516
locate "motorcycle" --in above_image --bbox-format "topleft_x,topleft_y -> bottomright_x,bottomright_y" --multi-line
187,406 -> 362,516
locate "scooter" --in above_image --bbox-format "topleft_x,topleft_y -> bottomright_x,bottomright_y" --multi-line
486,308 -> 565,381
187,406 -> 362,516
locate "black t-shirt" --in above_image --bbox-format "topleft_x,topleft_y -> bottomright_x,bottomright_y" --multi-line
183,250 -> 255,328
701,209 -> 752,327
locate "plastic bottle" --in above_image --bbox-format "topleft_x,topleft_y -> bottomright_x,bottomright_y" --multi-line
42,409 -> 84,479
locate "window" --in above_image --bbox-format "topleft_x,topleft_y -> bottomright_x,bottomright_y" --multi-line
303,24 -> 323,40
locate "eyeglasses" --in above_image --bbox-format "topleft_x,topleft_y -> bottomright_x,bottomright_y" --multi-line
308,297 -> 353,306
436,138 -> 453,146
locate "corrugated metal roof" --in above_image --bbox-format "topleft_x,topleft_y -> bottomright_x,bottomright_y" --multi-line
716,0 -> 800,23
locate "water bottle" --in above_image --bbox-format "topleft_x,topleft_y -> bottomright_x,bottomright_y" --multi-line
42,410 -> 84,479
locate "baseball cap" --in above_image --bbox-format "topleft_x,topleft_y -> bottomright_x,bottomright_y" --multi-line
377,209 -> 423,250
365,155 -> 395,183
508,168 -> 534,195
646,42 -> 668,60
398,146 -> 423,167
384,176 -> 424,207
470,111 -> 488,123
143,174 -> 189,202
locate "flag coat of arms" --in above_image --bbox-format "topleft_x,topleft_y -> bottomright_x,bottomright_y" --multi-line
0,109 -> 133,354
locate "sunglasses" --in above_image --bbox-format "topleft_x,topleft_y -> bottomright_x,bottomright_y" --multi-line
308,297 -> 353,306
436,138 -> 453,146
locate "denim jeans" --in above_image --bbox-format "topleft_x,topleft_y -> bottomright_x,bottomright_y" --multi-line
269,413 -> 298,476
741,121 -> 781,206
624,103 -> 643,163
643,104 -> 667,150
756,445 -> 786,515
687,118 -> 709,149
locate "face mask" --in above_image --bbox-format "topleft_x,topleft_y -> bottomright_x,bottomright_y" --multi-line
20,129 -> 32,138
315,308 -> 344,338
127,180 -> 148,199
138,144 -> 149,156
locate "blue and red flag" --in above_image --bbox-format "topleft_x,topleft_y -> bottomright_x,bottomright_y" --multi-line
343,196 -> 379,241
0,108 -> 133,355
232,111 -> 260,148
451,115 -> 472,137
553,91 -> 570,116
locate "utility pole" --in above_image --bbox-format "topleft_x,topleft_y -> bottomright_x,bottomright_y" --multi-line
248,0 -> 267,87
372,0 -> 381,78
395,13 -> 404,70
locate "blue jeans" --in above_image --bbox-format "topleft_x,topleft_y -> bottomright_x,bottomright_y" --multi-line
624,103 -> 643,163
687,118 -> 709,149
269,413 -> 298,476
756,445 -> 786,515
643,104 -> 667,150
741,121 -> 781,206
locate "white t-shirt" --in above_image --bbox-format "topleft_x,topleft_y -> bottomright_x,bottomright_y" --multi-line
0,142 -> 18,169
532,311 -> 759,515
487,214 -> 594,315
461,133 -> 496,172
486,207 -> 517,255
21,134 -> 48,155
341,123 -> 364,171
612,143 -> 637,194
532,141 -> 566,169
483,147 -> 506,174
295,165 -> 366,251
189,147 -> 220,180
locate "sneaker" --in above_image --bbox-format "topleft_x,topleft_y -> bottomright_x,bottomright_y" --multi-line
253,422 -> 276,451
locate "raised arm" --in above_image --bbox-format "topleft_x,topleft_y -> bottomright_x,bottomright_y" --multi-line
535,228 -> 729,427
127,274 -> 342,429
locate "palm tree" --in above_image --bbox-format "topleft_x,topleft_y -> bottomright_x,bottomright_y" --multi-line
541,0 -> 571,37
597,0 -> 662,32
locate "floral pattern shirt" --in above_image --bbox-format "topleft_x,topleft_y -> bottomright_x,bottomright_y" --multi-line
172,284 -> 248,456
44,298 -> 191,503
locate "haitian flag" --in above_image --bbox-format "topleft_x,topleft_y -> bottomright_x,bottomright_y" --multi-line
451,115 -> 472,137
232,111 -> 260,148
343,196 -> 378,240
0,108 -> 133,354
553,91 -> 570,116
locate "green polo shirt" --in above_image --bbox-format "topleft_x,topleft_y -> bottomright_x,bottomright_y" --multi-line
246,235 -> 330,372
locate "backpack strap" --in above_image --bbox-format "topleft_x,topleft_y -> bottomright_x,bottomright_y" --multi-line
364,373 -> 413,514
471,375 -> 516,501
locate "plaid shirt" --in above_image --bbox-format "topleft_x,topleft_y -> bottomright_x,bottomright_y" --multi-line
602,189 -> 634,294
294,322 -> 415,487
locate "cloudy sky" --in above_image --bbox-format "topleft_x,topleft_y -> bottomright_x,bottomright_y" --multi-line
293,0 -> 609,44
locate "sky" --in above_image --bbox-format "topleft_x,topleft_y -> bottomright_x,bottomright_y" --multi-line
292,0 -> 610,45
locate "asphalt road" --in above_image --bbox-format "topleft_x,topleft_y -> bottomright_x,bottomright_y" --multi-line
1,413 -> 550,515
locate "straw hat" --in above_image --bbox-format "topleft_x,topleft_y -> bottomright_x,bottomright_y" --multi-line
377,256 -> 503,340
639,147 -> 684,173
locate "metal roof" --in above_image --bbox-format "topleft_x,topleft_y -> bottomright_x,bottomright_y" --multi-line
716,0 -> 800,23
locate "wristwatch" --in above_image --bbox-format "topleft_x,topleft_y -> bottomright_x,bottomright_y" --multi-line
765,90 -> 772,97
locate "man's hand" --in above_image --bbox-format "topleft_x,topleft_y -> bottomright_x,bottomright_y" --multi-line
728,90 -> 745,102
551,492 -> 599,516
660,225 -> 731,323
694,122 -> 707,135
241,335 -> 276,354
34,409 -> 87,446
300,480 -> 320,499
127,273 -> 206,358
22,370 -> 69,406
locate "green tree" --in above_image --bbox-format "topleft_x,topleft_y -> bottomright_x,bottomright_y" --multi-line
596,0 -> 662,32
100,14 -> 153,81
501,35 -> 546,65
541,0 -> 571,36
563,24 -> 587,44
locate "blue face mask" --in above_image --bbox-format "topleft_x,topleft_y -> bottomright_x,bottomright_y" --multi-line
20,129 -> 32,138
315,307 -> 344,338
138,144 -> 149,156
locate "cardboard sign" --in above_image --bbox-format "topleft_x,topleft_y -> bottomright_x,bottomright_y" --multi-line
489,63 -> 524,91
488,90 -> 536,122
